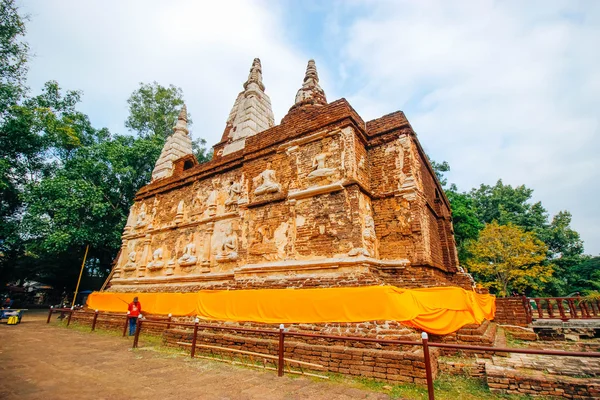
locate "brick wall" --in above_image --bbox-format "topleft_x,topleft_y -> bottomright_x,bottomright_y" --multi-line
164,327 -> 438,384
486,364 -> 600,398
494,297 -> 529,327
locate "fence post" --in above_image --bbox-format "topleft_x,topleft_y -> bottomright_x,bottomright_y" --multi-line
46,306 -> 53,324
421,332 -> 435,400
278,324 -> 285,377
123,312 -> 130,337
167,313 -> 172,330
66,307 -> 74,327
91,310 -> 99,331
133,315 -> 142,349
190,317 -> 199,358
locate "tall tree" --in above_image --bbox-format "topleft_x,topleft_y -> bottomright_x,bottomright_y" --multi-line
465,222 -> 553,297
125,82 -> 210,162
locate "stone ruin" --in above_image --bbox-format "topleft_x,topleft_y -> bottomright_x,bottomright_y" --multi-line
107,58 -> 476,294
86,59 -> 600,397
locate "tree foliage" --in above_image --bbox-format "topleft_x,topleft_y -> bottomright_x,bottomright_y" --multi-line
465,222 -> 552,297
0,3 -> 210,293
125,81 -> 210,162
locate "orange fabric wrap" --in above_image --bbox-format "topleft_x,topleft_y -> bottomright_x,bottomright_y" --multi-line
86,286 -> 495,335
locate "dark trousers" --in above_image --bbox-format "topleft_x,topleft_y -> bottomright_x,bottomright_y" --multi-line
128,316 -> 137,336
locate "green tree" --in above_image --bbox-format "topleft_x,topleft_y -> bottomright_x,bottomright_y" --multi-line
446,185 -> 484,264
469,180 -> 548,233
125,82 -> 211,163
465,222 -> 553,296
0,0 -> 28,117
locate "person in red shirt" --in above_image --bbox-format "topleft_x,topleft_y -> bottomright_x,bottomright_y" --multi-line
127,297 -> 142,336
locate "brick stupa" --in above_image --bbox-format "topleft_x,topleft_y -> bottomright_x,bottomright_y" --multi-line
108,58 -> 475,293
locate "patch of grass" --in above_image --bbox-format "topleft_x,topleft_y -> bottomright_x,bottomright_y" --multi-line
343,373 -> 560,400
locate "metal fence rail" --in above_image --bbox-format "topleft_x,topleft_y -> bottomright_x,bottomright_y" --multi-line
49,309 -> 600,400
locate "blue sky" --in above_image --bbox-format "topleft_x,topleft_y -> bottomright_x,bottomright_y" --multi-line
22,0 -> 600,254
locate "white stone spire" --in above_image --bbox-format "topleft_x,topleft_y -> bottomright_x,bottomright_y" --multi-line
221,58 -> 274,156
151,105 -> 193,181
290,59 -> 327,111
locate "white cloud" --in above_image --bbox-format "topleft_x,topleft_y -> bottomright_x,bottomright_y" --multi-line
22,0 -> 312,144
332,0 -> 600,254
22,0 -> 600,254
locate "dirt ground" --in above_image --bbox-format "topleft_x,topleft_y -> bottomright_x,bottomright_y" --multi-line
0,310 -> 389,400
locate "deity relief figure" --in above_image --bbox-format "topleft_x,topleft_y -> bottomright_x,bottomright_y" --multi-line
147,247 -> 164,270
216,225 -> 239,262
191,185 -> 206,216
224,181 -> 242,211
123,249 -> 137,271
178,239 -> 197,267
249,224 -> 277,255
135,203 -> 147,228
148,197 -> 160,229
307,146 -> 336,181
253,162 -> 281,195
206,188 -> 218,216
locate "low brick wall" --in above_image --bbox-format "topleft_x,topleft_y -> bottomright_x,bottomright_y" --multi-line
486,364 -> 600,399
494,297 -> 529,327
438,358 -> 486,378
163,328 -> 438,384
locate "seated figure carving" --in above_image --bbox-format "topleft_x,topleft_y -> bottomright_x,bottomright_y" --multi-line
134,204 -> 147,228
216,226 -> 239,262
147,247 -> 164,270
225,181 -> 242,211
253,162 -> 281,195
123,250 -> 137,271
307,151 -> 336,181
178,242 -> 197,267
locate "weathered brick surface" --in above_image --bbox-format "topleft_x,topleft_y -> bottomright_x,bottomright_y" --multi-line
163,326 -> 438,383
494,297 -> 529,327
106,95 -> 469,293
486,364 -> 600,399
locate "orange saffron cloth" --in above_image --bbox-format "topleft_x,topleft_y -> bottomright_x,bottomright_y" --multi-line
86,285 -> 495,335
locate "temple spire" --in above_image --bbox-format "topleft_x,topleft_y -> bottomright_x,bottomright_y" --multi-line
243,58 -> 265,92
151,105 -> 193,181
219,57 -> 275,156
173,104 -> 189,135
290,59 -> 327,111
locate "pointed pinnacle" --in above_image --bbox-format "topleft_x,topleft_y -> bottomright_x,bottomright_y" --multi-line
304,59 -> 319,83
244,57 -> 265,91
178,104 -> 188,122
173,104 -> 189,135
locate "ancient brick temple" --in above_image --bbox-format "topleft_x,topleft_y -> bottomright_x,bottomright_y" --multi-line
107,58 -> 474,293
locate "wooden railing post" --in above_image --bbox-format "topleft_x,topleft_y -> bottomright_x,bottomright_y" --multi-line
278,324 -> 285,377
421,332 -> 435,400
66,307 -> 74,326
167,313 -> 172,330
46,306 -> 53,324
190,317 -> 199,358
521,295 -> 532,324
91,310 -> 99,331
123,312 -> 130,337
133,315 -> 142,349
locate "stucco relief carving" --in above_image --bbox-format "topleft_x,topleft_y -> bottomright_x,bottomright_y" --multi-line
147,247 -> 164,270
122,248 -> 137,272
206,187 -> 218,217
148,197 -> 160,229
135,203 -> 147,229
191,183 -> 206,217
216,225 -> 238,262
249,225 -> 277,256
307,142 -> 336,183
178,238 -> 198,267
253,162 -> 281,195
225,180 -> 242,211
174,200 -> 185,224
